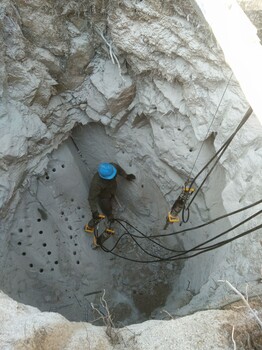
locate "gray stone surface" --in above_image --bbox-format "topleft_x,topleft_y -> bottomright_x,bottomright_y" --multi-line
0,291 -> 261,350
0,0 -> 262,345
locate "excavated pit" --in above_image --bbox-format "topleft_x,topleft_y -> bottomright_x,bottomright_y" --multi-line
0,0 -> 262,329
0,121 -> 231,325
0,123 -> 182,325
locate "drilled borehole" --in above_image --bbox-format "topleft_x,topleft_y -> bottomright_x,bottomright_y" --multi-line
18,228 -> 23,232
17,242 -> 22,246
29,264 -> 33,268
61,164 -> 65,168
22,252 -> 26,256
47,251 -> 51,255
39,230 -> 43,235
39,269 -> 44,273
43,243 -> 47,247
37,218 -> 41,222
52,168 -> 56,172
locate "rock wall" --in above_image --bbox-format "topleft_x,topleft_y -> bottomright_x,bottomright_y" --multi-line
0,0 -> 262,340
0,291 -> 261,350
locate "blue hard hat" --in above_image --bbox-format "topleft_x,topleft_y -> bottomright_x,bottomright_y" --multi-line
98,163 -> 117,180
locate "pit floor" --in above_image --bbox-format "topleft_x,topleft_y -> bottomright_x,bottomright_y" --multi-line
0,124 -> 183,325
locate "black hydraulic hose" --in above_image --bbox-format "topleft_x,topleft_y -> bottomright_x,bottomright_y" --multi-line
101,222 -> 262,263
115,219 -> 184,253
190,106 -> 252,187
100,221 -> 169,259
102,231 -> 130,252
171,223 -> 262,260
186,107 -> 253,209
187,209 -> 262,252
107,208 -> 262,261
181,206 -> 190,223
117,198 -> 262,239
187,141 -> 231,210
148,208 -> 262,260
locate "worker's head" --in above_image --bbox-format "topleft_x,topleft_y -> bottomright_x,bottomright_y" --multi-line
98,163 -> 117,180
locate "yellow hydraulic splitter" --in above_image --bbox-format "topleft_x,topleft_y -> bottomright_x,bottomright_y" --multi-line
84,214 -> 106,233
164,185 -> 195,230
84,214 -> 115,249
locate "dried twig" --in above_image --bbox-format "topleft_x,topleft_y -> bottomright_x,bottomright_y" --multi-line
232,325 -> 236,350
161,309 -> 174,320
91,290 -> 120,344
96,30 -> 122,77
219,279 -> 262,329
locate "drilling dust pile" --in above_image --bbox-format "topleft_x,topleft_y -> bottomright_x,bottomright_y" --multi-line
0,0 -> 262,348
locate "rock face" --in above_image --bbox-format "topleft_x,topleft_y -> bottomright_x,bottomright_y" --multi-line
0,291 -> 261,350
238,0 -> 262,41
0,0 -> 262,346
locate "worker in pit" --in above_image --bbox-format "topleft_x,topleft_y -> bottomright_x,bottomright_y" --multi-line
84,162 -> 136,246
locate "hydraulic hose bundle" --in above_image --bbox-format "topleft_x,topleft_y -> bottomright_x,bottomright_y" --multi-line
165,106 -> 253,229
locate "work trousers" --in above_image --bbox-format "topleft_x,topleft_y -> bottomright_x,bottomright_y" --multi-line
88,197 -> 114,246
88,197 -> 113,228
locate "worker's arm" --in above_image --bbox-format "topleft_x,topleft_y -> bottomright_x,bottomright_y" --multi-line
88,177 -> 101,214
111,162 -> 136,181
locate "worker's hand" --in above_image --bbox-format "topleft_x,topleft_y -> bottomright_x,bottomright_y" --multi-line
92,211 -> 100,220
126,174 -> 136,181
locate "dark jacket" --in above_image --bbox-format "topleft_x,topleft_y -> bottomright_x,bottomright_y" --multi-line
88,163 -> 127,213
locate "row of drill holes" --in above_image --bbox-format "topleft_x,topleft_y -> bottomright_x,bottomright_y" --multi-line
45,164 -> 65,180
159,125 -> 184,132
160,126 -> 183,131
28,259 -> 79,272
29,265 -> 54,273
159,125 -> 192,151
18,205 -> 79,244
19,242 -> 76,256
18,233 -> 78,245
20,228 -> 79,243
20,249 -> 51,254
28,263 -> 55,268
